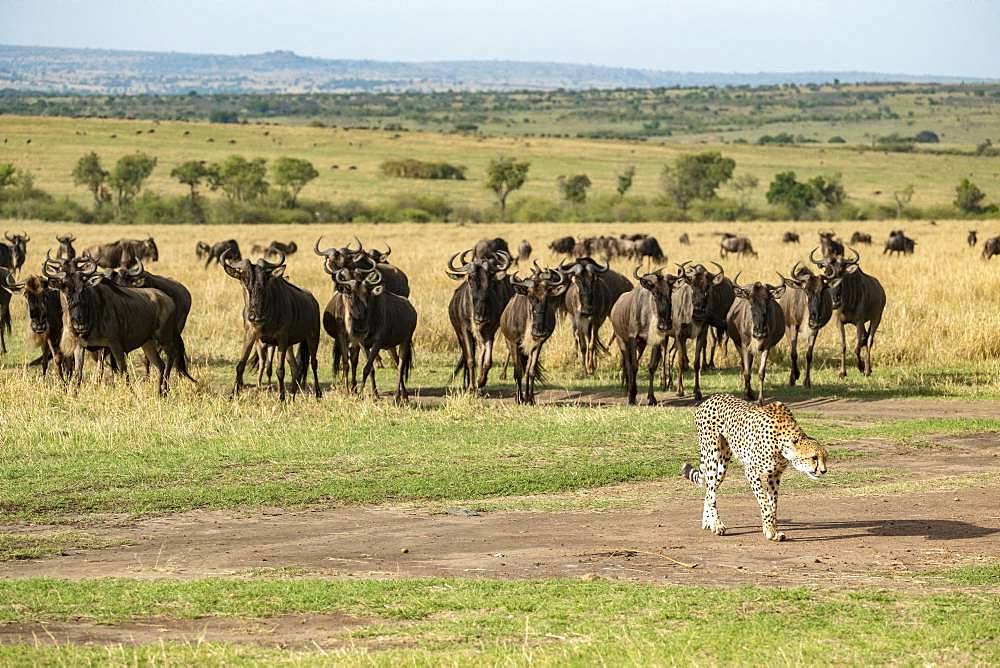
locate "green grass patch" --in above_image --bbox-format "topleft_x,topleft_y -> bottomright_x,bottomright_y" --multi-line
930,563 -> 1000,586
0,577 -> 997,665
0,532 -> 129,562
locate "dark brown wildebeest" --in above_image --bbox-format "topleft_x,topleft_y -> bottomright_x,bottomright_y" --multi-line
819,231 -> 844,259
680,262 -> 733,401
679,233 -> 691,246
314,237 -> 410,297
726,277 -> 786,405
84,237 -> 159,268
106,260 -> 193,340
499,264 -> 569,405
223,250 -> 321,401
663,271 -> 694,397
636,236 -> 665,263
516,239 -> 532,265
0,266 -> 15,353
560,257 -> 633,375
3,271 -> 68,378
850,231 -> 873,245
197,239 -> 241,268
810,247 -> 886,378
883,230 -> 915,256
719,235 -> 757,258
982,236 -> 1000,260
447,248 -> 514,392
549,236 -> 576,256
43,255 -> 189,394
782,232 -> 800,244
778,262 -> 833,389
2,232 -> 29,274
251,240 -> 299,257
610,267 -> 683,406
57,234 -> 77,261
474,237 -> 509,259
333,265 -> 417,402
968,230 -> 978,248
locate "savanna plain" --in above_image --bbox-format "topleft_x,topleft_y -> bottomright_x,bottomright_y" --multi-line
0,110 -> 999,665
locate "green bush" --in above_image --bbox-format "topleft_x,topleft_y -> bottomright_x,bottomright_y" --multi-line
379,159 -> 466,180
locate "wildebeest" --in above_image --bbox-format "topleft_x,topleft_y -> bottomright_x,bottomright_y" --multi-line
610,267 -> 683,405
549,236 -> 576,256
810,247 -> 886,378
197,239 -> 241,268
782,232 -> 800,244
56,234 -> 77,261
819,231 -> 844,259
719,235 -> 757,258
499,264 -> 569,404
251,240 -> 299,257
2,271 -> 67,378
982,235 -> 1000,260
0,267 -> 14,353
679,233 -> 691,246
516,239 -> 532,264
679,262 -> 734,401
726,278 -> 786,404
635,235 -> 665,263
222,250 -> 321,400
447,248 -> 514,392
883,230 -> 916,256
314,237 -> 410,297
42,254 -> 189,394
850,231 -> 873,245
474,237 -> 510,259
106,260 -> 193,338
968,230 -> 978,248
84,237 -> 159,268
778,262 -> 833,389
333,264 -> 417,402
2,232 -> 29,274
560,257 -> 633,375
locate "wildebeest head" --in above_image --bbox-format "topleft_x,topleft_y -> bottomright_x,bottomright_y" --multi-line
106,259 -> 147,288
15,274 -> 53,334
560,256 -> 609,317
510,262 -> 568,338
447,248 -> 511,323
334,261 -> 384,337
222,249 -> 286,325
635,266 -> 681,333
44,253 -> 102,338
683,262 -> 726,322
141,237 -> 159,262
56,234 -> 76,261
315,235 -> 365,273
810,246 -> 860,309
4,231 -> 29,269
780,262 -> 829,329
733,277 -> 784,339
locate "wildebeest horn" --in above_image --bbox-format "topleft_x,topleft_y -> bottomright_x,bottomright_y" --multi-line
632,265 -> 645,280
710,261 -> 725,278
809,247 -> 825,266
446,250 -> 470,276
126,259 -> 144,276
220,248 -> 241,270
348,236 -> 363,254
262,250 -> 286,269
1,267 -> 23,291
845,246 -> 860,264
378,243 -> 391,259
3,232 -> 13,242
354,254 -> 376,272
558,257 -> 577,272
314,236 -> 338,257
493,250 -> 512,271
334,268 -> 353,285
732,271 -> 742,287
22,232 -> 29,242
544,267 -> 567,287
675,261 -> 690,276
595,258 -> 609,273
365,269 -> 384,286
460,248 -> 474,265
790,261 -> 807,278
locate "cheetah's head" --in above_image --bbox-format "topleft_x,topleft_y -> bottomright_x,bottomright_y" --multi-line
784,436 -> 828,481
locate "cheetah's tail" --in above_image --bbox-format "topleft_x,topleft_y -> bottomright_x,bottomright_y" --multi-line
680,462 -> 703,487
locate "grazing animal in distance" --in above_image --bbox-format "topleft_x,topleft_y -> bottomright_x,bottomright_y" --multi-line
968,230 -> 978,248
726,277 -> 786,405
516,239 -> 532,264
818,231 -> 844,259
474,237 -> 510,259
198,239 -> 241,268
883,230 -> 915,256
83,237 -> 159,269
679,233 -> 691,246
682,395 -> 828,541
57,235 -> 77,261
548,236 -> 576,256
782,232 -> 800,244
251,240 -> 298,257
719,235 -> 757,258
849,231 -> 872,245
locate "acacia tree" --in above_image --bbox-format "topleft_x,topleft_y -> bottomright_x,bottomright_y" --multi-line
616,166 -> 636,199
272,157 -> 318,207
108,152 -> 157,210
485,156 -> 530,215
955,179 -> 986,214
730,174 -> 759,214
171,160 -> 210,205
209,155 -> 268,202
557,174 -> 592,203
72,151 -> 110,207
660,151 -> 735,209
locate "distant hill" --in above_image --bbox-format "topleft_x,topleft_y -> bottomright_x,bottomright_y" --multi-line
0,44 -> 993,94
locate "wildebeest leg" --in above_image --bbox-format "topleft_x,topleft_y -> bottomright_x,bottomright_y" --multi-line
256,343 -> 268,387
71,345 -> 86,391
395,339 -> 412,403
509,341 -> 525,404
276,345 -> 292,401
804,329 -> 819,389
693,329 -> 706,402
854,321 -> 867,374
108,342 -> 129,389
742,347 -> 754,400
387,348 -> 400,368
837,318 -> 848,379
460,329 -> 476,391
349,344 -> 360,393
141,341 -> 167,396
660,340 -> 670,391
477,337 -> 493,392
621,338 -> 637,405
646,343 -> 662,406
787,325 -> 800,386
864,314 -> 882,377
675,338 -> 687,397
756,347 -> 770,405
361,345 -> 381,399
233,331 -> 258,397
525,346 -> 543,405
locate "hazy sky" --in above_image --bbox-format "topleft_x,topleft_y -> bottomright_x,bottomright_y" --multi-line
3,0 -> 998,77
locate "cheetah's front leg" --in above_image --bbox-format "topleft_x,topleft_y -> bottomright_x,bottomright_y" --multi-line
701,439 -> 730,536
750,473 -> 786,541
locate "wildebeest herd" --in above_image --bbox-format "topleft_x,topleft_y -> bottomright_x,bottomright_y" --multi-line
0,227 -> 997,404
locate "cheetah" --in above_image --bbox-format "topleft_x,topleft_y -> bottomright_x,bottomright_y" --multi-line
681,394 -> 828,541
